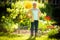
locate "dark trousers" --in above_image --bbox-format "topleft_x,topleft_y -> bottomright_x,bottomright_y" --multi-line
31,20 -> 38,36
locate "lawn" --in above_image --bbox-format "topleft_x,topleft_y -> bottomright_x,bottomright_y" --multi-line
0,33 -> 59,40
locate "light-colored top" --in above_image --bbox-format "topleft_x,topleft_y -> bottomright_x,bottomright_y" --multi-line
27,8 -> 41,22
32,8 -> 39,20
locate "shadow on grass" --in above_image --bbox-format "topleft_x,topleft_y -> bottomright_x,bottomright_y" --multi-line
27,36 -> 36,40
0,32 -> 21,38
48,32 -> 60,40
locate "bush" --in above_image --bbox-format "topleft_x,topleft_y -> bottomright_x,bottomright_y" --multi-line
48,29 -> 58,37
0,16 -> 18,33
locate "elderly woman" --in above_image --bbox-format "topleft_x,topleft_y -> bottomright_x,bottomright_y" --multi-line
27,2 -> 41,37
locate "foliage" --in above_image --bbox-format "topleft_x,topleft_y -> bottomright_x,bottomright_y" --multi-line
0,1 -> 59,40
39,3 -> 53,17
38,2 -> 56,31
0,1 -> 56,33
10,1 -> 30,27
38,2 -> 58,37
5,1 -> 31,32
38,20 -> 55,31
1,16 -> 18,33
48,29 -> 58,36
0,1 -> 31,33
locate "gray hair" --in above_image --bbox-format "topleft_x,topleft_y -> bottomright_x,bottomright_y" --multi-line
33,1 -> 37,5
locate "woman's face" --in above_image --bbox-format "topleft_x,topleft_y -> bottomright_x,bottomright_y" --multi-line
33,3 -> 37,8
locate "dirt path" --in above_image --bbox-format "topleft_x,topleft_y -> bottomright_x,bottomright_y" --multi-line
13,30 -> 30,34
13,29 -> 48,36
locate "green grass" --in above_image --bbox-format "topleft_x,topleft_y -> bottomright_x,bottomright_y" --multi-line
0,33 -> 59,40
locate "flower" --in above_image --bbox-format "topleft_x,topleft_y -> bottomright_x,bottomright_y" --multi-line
44,16 -> 51,21
24,1 -> 32,9
47,25 -> 54,29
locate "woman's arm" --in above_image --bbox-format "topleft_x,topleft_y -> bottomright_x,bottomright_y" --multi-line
26,9 -> 32,18
38,9 -> 41,18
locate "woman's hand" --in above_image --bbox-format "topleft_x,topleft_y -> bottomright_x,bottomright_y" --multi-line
27,13 -> 32,18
